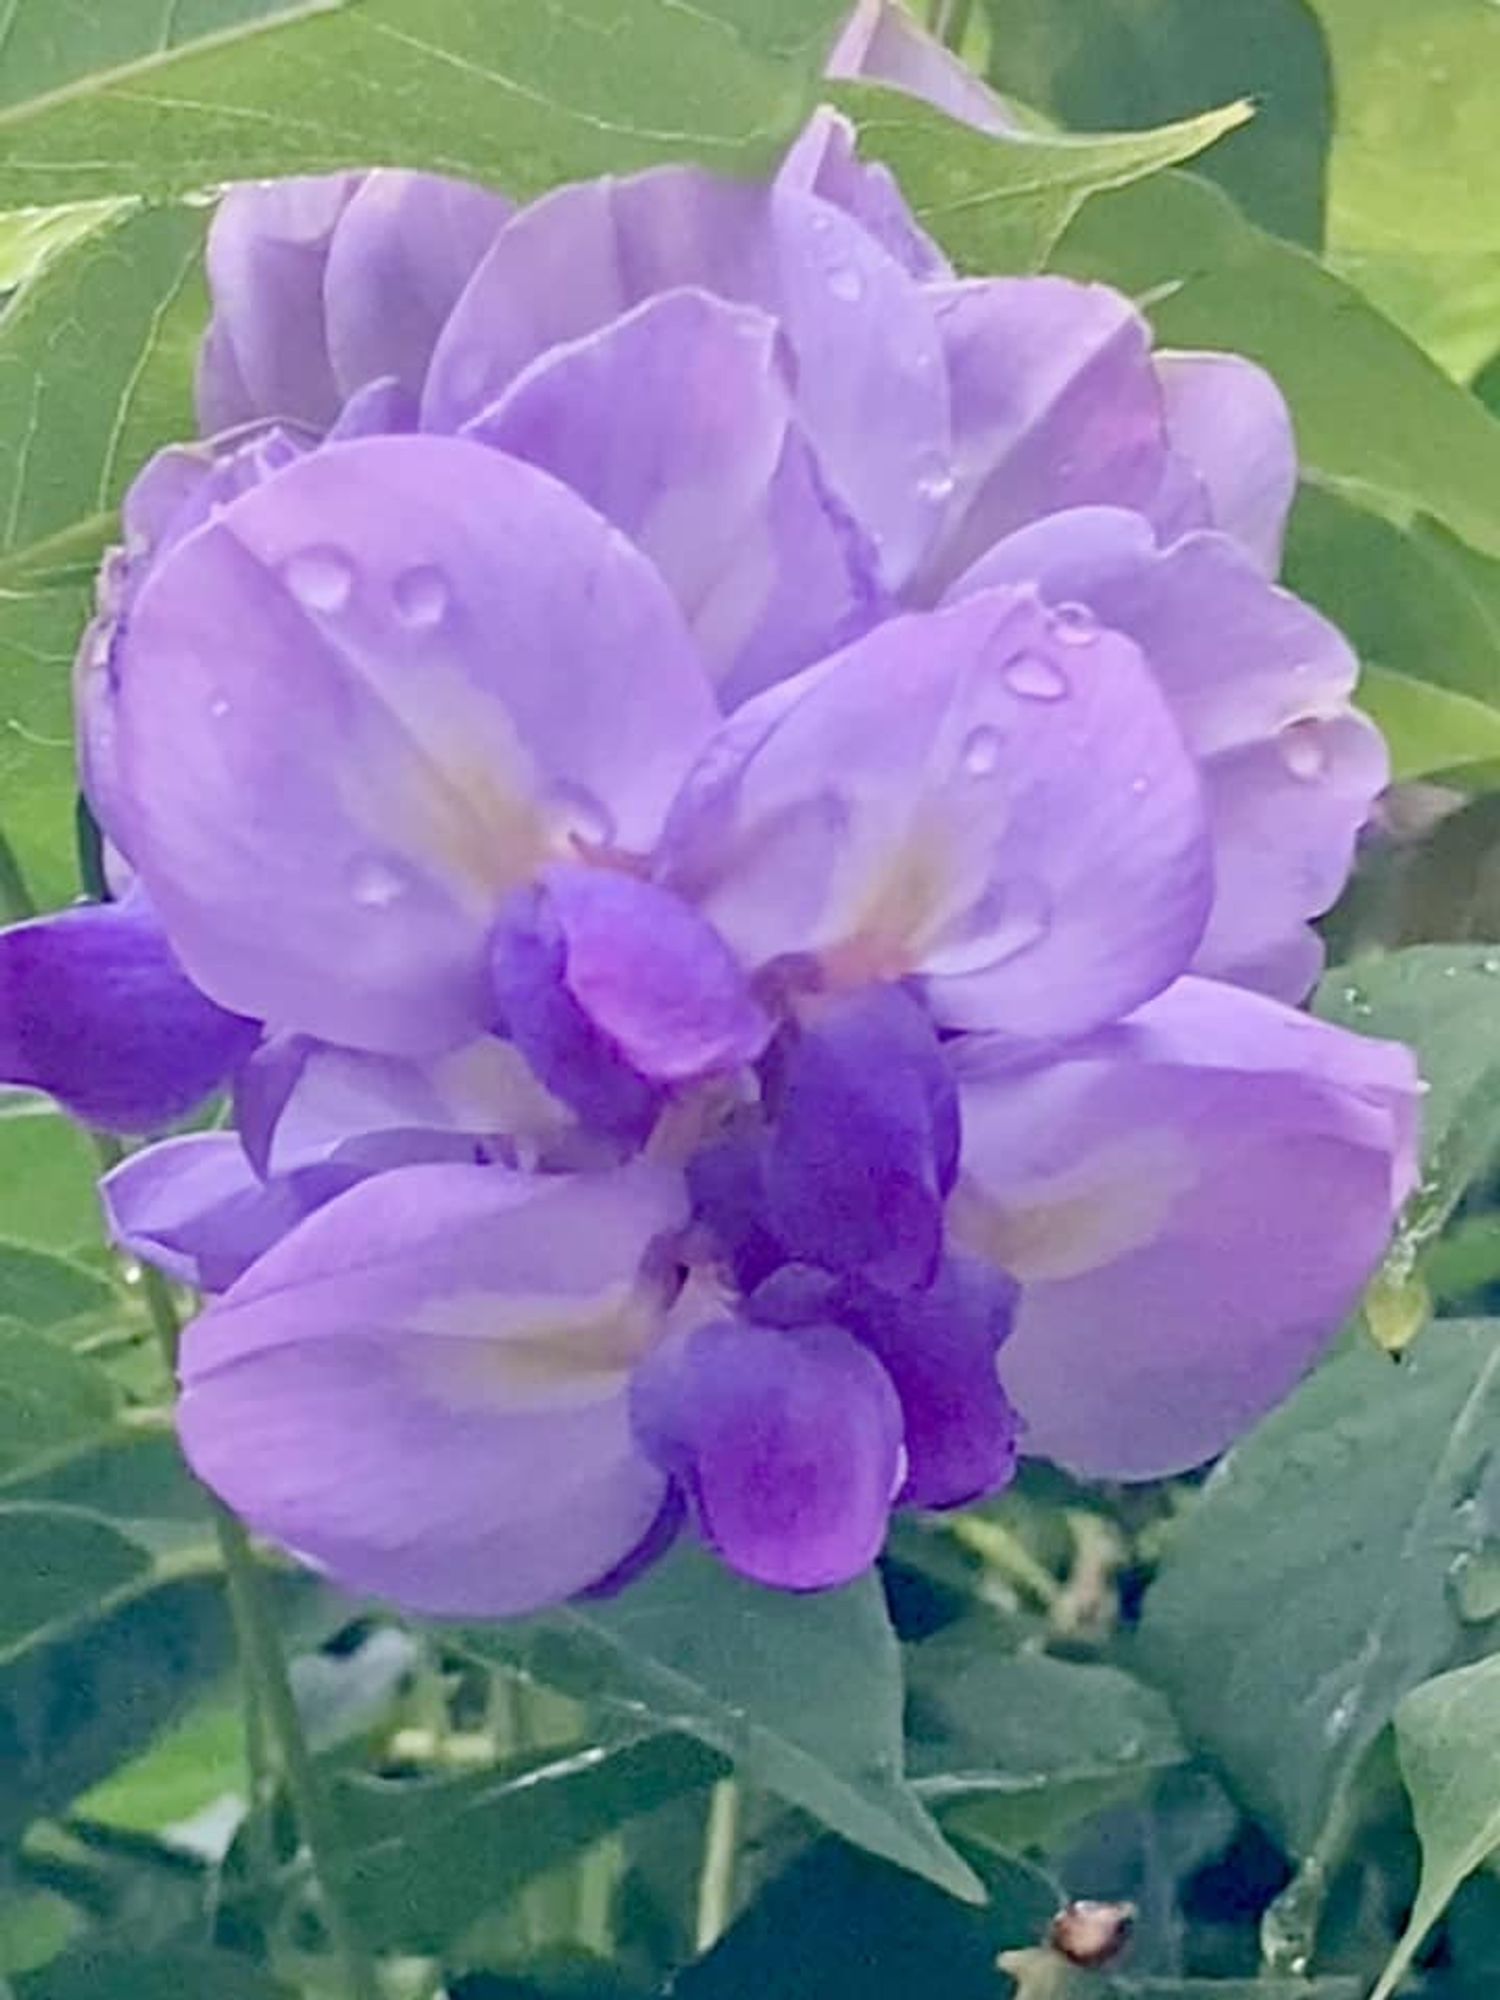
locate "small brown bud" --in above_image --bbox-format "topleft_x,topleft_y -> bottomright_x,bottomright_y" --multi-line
1047,1899 -> 1137,1970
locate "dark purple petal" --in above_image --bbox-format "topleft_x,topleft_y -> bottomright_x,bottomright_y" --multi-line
0,898 -> 257,1132
631,1314 -> 901,1589
763,986 -> 955,1290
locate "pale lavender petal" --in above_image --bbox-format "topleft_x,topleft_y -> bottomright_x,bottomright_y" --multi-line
954,977 -> 1420,1477
632,1314 -> 901,1589
827,0 -> 1020,135
111,435 -> 715,1054
1154,352 -> 1298,575
779,108 -> 949,281
178,1162 -> 685,1614
662,588 -> 1212,1039
950,508 -> 1386,999
0,898 -> 256,1132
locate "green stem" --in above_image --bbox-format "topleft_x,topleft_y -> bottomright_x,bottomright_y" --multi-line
0,827 -> 37,922
929,0 -> 977,51
137,1261 -> 382,2000
695,1779 -> 742,1954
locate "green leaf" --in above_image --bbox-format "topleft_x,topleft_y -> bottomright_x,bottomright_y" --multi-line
0,1095 -> 112,1254
0,0 -> 852,209
1,1425 -> 211,1556
0,1326 -> 117,1480
835,81 -> 1250,273
0,202 -> 122,289
461,1546 -> 981,1901
1054,171 -> 1500,563
340,1732 -> 722,1955
1370,1653 -> 1500,2000
0,1243 -> 113,1329
978,0 -> 1333,244
905,1615 -> 1185,1852
0,203 -> 206,906
1284,488 -> 1500,781
16,1947 -> 290,2000
76,1692 -> 247,1838
0,1503 -> 151,1662
1137,1320 -> 1500,1861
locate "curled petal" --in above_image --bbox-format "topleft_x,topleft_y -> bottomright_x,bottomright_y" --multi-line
1154,352 -> 1298,574
954,977 -> 1421,1478
0,898 -> 256,1132
632,1314 -> 901,1589
827,1 -> 1020,135
179,1162 -> 685,1614
779,109 -> 949,281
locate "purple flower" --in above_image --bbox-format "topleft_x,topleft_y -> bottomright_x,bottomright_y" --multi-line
3,97 -> 1421,1614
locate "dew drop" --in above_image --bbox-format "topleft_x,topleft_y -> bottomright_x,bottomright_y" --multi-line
914,455 -> 956,504
1484,955 -> 1500,976
1129,775 -> 1150,798
284,545 -> 354,613
1003,650 -> 1069,702
1051,601 -> 1098,647
1280,720 -> 1326,781
392,564 -> 450,630
347,855 -> 408,909
207,692 -> 232,722
826,263 -> 865,304
962,725 -> 1004,778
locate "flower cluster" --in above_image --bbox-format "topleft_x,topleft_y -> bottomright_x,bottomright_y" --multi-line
0,45 -> 1418,1613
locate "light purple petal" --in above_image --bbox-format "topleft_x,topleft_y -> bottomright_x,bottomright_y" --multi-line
198,175 -> 361,434
323,170 -> 512,404
827,0 -> 1019,135
950,508 -> 1387,999
179,1162 -> 685,1614
111,434 -> 716,1054
0,897 -> 257,1132
423,168 -> 951,590
953,977 -> 1420,1478
779,108 -> 949,281
661,588 -> 1212,1039
632,1314 -> 901,1589
1154,352 -> 1298,575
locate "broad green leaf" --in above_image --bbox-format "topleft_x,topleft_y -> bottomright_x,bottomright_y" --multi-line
1284,488 -> 1500,781
340,1733 -> 721,1954
1138,1320 -> 1500,1860
0,1892 -> 78,1979
0,202 -> 121,289
16,1947 -> 290,2000
1054,172 -> 1500,563
0,1242 -> 113,1328
905,1615 -> 1185,1852
0,1503 -> 151,1661
462,1546 -> 982,1901
835,82 -> 1249,273
979,0 -> 1332,244
0,204 -> 206,907
0,1094 -> 110,1253
0,0 -> 852,208
1,1425 -> 210,1556
77,1692 -> 246,1837
0,2 -> 304,109
1371,1653 -> 1500,2000
0,1326 -> 117,1479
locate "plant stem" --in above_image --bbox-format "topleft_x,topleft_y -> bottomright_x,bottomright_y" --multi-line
694,1779 -> 742,1954
137,1260 -> 382,2000
0,828 -> 37,922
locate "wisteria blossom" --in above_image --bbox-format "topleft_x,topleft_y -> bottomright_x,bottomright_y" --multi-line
0,41 -> 1418,1613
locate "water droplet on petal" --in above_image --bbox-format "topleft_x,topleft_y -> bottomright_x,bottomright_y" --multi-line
1051,601 -> 1098,646
1129,775 -> 1150,798
347,855 -> 409,909
827,263 -> 864,304
962,725 -> 1004,778
915,454 -> 956,504
1003,651 -> 1069,702
207,692 -> 232,722
284,546 -> 354,614
392,564 -> 450,630
1280,720 -> 1326,781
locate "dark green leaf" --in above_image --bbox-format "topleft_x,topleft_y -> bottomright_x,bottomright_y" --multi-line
979,0 -> 1333,244
1,1427 -> 211,1557
1054,171 -> 1500,563
0,1244 -> 113,1330
835,82 -> 1249,273
462,1546 -> 981,1901
17,1946 -> 289,2000
1137,1320 -> 1500,1860
0,1505 -> 150,1662
0,0 -> 852,208
906,1615 -> 1185,1851
341,1733 -> 722,1954
0,1328 -> 116,1481
0,1097 -> 111,1255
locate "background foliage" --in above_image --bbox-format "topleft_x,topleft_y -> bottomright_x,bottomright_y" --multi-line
2,2 -> 1500,1995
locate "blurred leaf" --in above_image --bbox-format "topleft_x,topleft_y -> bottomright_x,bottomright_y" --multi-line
0,1245 -> 113,1329
1138,1320 -> 1500,1861
0,0 -> 852,208
76,1694 -> 246,1840
290,1623 -> 419,1755
0,203 -> 206,907
905,1614 -> 1185,1852
0,1329 -> 116,1480
340,1733 -> 721,1956
1,1427 -> 211,1557
1335,245 -> 1500,383
0,1097 -> 109,1255
462,1546 -> 982,1901
0,203 -> 122,290
674,1839 -> 1058,2000
1371,1652 -> 1500,1999
16,1946 -> 289,1999
1284,489 -> 1500,782
1054,171 -> 1500,564
0,1892 -> 78,1979
0,1505 -> 151,1661
836,82 -> 1250,273
0,1 -> 305,108
1113,1985 -> 1359,1999
979,0 -> 1332,244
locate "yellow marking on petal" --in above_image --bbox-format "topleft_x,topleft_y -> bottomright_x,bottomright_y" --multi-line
416,1282 -> 660,1412
822,817 -> 959,987
950,1135 -> 1197,1284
